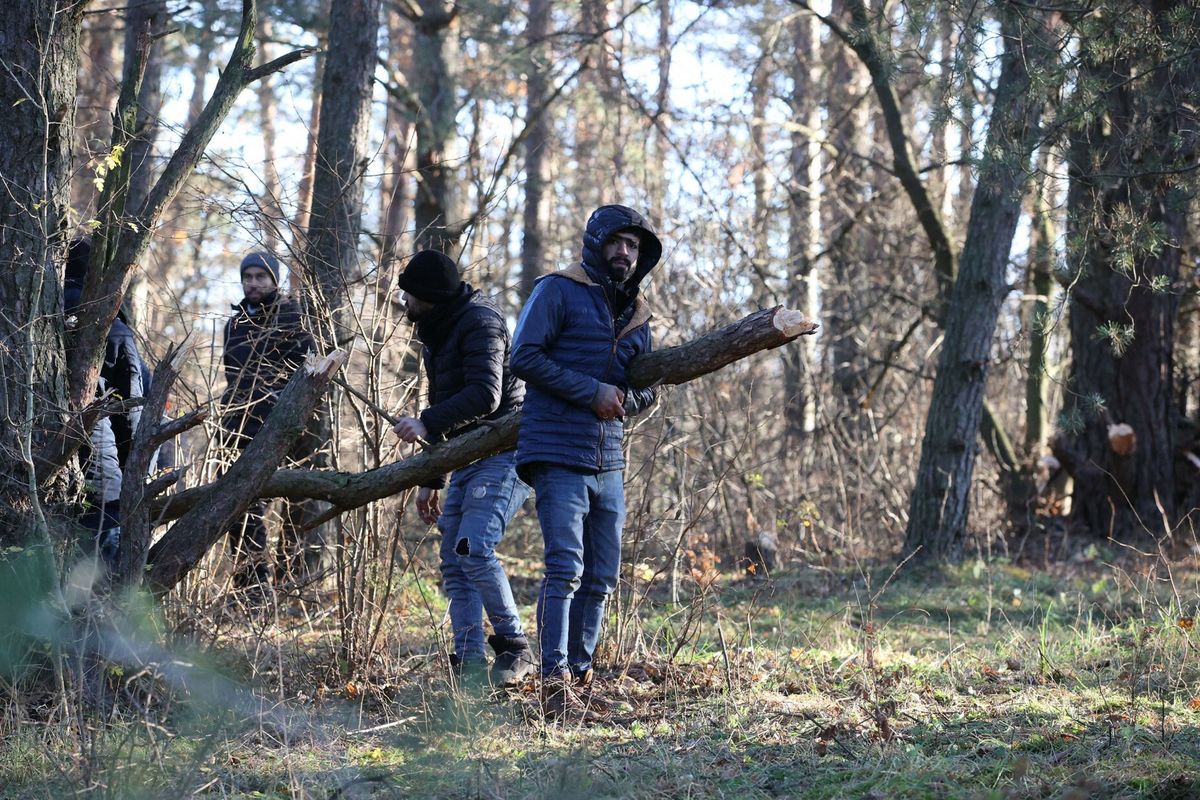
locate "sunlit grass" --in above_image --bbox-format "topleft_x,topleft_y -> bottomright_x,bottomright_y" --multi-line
3,553 -> 1200,798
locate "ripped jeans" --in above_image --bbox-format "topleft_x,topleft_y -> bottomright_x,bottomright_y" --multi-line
437,451 -> 531,662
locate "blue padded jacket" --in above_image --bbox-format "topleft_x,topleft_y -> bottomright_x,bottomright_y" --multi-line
511,205 -> 661,475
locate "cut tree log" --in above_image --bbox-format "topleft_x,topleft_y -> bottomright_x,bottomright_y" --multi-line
145,350 -> 347,596
148,307 -> 818,534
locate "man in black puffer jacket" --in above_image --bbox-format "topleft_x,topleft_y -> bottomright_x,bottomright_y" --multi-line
221,251 -> 315,591
391,250 -> 534,687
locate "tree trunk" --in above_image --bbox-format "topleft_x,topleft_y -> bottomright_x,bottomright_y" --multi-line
118,0 -> 167,329
647,0 -> 671,226
255,14 -> 285,250
380,7 -> 414,273
73,9 -> 120,217
412,0 -> 461,252
292,0 -> 332,291
1062,3 -> 1200,541
783,10 -> 822,442
1024,147 -> 1057,455
519,0 -> 552,301
903,4 -> 1062,562
0,0 -> 84,545
823,0 -> 872,400
304,0 -> 380,346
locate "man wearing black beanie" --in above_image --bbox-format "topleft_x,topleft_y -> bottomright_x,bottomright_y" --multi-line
221,251 -> 315,594
392,250 -> 534,688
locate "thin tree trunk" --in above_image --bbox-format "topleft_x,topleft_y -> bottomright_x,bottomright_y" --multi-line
823,0 -> 872,400
73,8 -> 120,217
255,14 -> 285,250
379,7 -> 414,274
411,0 -> 461,252
1023,147 -> 1057,455
292,0 -> 333,292
647,0 -> 671,226
783,9 -> 822,441
520,0 -> 552,301
119,0 -> 166,329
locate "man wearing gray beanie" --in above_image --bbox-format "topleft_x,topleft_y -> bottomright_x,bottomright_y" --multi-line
221,251 -> 315,596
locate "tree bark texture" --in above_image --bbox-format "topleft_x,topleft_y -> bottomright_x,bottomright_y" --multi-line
903,5 -> 1062,562
519,0 -> 552,301
783,10 -> 822,441
0,0 -> 84,543
411,0 -> 461,252
150,308 -> 819,526
255,14 -> 286,250
115,337 -> 206,588
303,0 -> 380,348
1024,149 -> 1057,454
145,352 -> 347,595
1062,3 -> 1200,540
380,7 -> 414,273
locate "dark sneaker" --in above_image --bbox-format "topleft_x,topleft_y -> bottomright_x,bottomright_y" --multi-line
540,671 -> 601,723
488,634 -> 536,688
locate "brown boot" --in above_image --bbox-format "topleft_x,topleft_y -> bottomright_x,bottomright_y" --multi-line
540,671 -> 600,723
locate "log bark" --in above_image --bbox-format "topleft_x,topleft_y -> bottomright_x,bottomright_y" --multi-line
116,335 -> 208,589
150,307 -> 819,524
145,351 -> 347,596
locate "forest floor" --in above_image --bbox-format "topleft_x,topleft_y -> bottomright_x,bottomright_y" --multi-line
3,537 -> 1200,799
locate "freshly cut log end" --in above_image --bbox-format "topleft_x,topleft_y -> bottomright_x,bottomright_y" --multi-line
305,350 -> 348,378
773,309 -> 819,338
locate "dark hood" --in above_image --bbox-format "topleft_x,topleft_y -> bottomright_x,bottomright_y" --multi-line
580,204 -> 663,316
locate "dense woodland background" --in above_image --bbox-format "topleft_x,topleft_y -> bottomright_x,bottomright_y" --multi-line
1,0 -> 1199,796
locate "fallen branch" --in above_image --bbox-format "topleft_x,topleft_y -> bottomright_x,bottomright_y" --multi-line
145,351 -> 347,595
150,307 -> 818,526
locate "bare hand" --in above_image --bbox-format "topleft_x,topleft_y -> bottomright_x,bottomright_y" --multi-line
416,487 -> 441,524
591,383 -> 626,421
392,416 -> 428,443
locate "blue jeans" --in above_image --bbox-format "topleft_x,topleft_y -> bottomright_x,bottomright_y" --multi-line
528,464 -> 625,677
438,451 -> 531,662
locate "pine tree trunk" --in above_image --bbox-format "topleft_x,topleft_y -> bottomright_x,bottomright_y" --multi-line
304,0 -> 380,344
1062,4 -> 1200,540
255,14 -> 285,250
0,0 -> 83,545
519,0 -> 552,301
412,0 -> 461,252
380,8 -> 414,273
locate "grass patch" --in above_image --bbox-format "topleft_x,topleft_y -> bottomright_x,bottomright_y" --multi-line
2,557 -> 1199,798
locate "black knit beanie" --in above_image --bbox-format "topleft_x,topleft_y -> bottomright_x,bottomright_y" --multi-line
397,250 -> 462,303
240,251 -> 281,286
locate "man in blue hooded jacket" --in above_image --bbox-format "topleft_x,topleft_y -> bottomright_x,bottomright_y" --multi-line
510,204 -> 661,717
